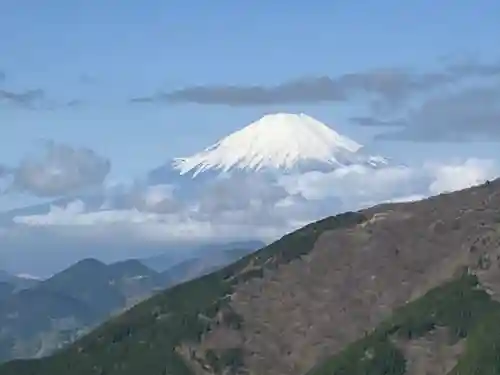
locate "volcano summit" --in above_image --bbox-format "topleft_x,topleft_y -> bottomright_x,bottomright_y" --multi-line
149,113 -> 389,184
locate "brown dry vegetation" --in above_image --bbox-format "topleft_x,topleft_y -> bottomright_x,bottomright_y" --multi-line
393,327 -> 465,375
194,180 -> 500,374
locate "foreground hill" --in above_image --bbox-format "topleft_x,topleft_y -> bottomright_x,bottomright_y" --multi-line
307,271 -> 500,375
2,179 -> 500,374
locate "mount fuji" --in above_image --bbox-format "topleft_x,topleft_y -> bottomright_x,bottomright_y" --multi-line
2,113 -> 394,277
148,113 -> 390,191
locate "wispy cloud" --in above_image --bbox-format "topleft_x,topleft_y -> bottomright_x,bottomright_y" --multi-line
65,99 -> 84,108
131,60 -> 500,107
0,73 -> 83,110
0,88 -> 45,108
78,73 -> 95,85
358,85 -> 500,142
349,117 -> 406,127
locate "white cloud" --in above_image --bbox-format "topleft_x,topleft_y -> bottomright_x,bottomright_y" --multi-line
359,194 -> 427,209
8,141 -> 110,197
16,273 -> 43,280
130,184 -> 181,213
383,194 -> 427,203
278,165 -> 416,202
9,158 -> 498,245
425,158 -> 498,194
142,184 -> 175,206
14,206 -> 159,226
12,203 -> 289,243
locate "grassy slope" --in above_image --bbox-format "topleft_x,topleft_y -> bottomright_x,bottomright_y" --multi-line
306,272 -> 500,375
0,212 -> 367,375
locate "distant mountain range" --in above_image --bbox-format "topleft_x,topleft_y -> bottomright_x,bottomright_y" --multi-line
0,258 -> 164,362
0,270 -> 39,292
146,242 -> 263,285
0,283 -> 13,301
140,240 -> 264,273
0,241 -> 262,363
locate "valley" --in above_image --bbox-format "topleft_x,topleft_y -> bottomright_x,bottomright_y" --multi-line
0,242 -> 258,363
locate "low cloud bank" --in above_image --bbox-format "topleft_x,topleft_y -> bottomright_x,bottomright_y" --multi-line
9,158 -> 498,244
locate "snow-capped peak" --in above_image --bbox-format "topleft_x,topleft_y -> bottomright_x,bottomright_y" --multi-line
16,273 -> 43,280
173,113 -> 387,176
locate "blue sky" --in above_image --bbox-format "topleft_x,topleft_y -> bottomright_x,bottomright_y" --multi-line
1,1 -> 500,274
2,0 -> 499,177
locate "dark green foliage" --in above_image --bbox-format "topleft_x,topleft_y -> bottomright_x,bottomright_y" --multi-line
0,211 -> 366,375
390,273 -> 492,341
449,310 -> 500,375
306,332 -> 406,375
307,272 -> 500,375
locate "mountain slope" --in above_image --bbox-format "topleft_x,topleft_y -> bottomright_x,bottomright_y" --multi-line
140,240 -> 265,273
160,246 -> 254,285
307,272 -> 500,375
38,258 -> 126,317
0,288 -> 98,362
2,179 -> 500,374
173,113 -> 387,176
106,259 -> 172,303
0,271 -> 14,283
0,282 -> 14,301
149,113 -> 389,185
0,258 -> 173,363
0,271 -> 39,292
